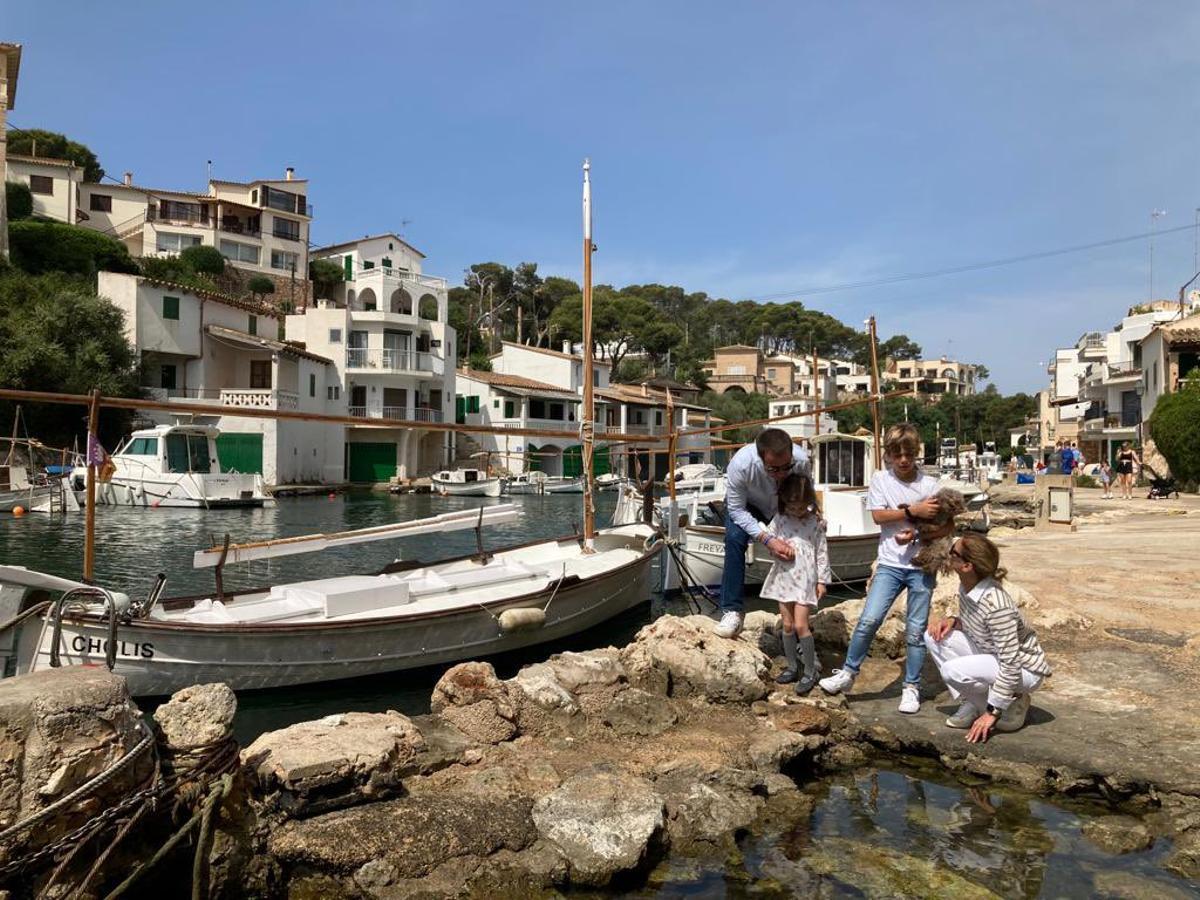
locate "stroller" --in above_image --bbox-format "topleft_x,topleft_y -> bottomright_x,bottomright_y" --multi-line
1143,463 -> 1180,500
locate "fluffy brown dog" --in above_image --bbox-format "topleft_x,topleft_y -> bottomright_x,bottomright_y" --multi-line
911,488 -> 967,574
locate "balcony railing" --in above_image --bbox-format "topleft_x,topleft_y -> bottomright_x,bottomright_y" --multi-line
347,406 -> 443,423
141,387 -> 222,402
219,220 -> 261,237
220,389 -> 299,411
345,348 -> 445,376
349,267 -> 449,291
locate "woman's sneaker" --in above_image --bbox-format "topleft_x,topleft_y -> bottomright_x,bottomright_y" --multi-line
945,701 -> 978,728
994,694 -> 1031,732
819,669 -> 856,695
898,684 -> 921,714
775,668 -> 798,685
714,611 -> 744,639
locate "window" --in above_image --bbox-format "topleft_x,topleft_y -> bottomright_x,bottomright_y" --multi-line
29,175 -> 54,195
329,328 -> 342,344
655,411 -> 663,426
382,257 -> 392,268
363,260 -> 375,270
271,249 -> 299,271
592,370 -> 599,387
466,396 -> 481,414
729,365 -> 746,375
156,232 -> 202,254
504,400 -> 516,418
126,437 -> 159,456
89,193 -> 113,212
162,296 -> 180,320
530,399 -> 546,418
248,315 -> 257,336
158,200 -> 207,223
219,239 -> 260,265
493,399 -> 500,409
272,216 -> 301,241
250,360 -> 272,389
326,385 -> 340,401
549,402 -> 565,420
160,364 -> 177,389
309,373 -> 316,397
767,368 -> 776,379
263,186 -> 303,214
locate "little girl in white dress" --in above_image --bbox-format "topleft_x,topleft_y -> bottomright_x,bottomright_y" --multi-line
760,473 -> 832,694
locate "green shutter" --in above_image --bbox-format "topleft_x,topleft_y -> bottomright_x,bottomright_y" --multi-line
248,315 -> 257,335
455,396 -> 466,424
344,255 -> 353,280
163,296 -> 180,320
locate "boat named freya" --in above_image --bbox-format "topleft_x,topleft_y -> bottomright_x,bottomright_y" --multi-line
70,423 -> 271,508
431,468 -> 503,497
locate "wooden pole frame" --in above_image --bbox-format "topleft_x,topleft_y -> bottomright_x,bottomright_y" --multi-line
83,389 -> 100,583
867,316 -> 883,470
580,159 -> 596,549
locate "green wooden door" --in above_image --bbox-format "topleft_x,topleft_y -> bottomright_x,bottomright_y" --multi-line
562,445 -> 610,478
215,433 -> 263,474
348,442 -> 397,482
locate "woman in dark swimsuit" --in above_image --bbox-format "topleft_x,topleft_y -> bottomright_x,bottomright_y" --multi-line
1116,441 -> 1140,500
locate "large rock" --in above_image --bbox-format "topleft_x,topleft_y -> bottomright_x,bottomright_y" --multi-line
740,611 -> 782,658
242,711 -> 425,818
532,769 -> 665,886
0,668 -> 151,860
267,791 -> 537,880
431,662 -> 518,744
619,615 -> 770,704
508,663 -> 581,737
544,649 -> 626,694
599,688 -> 679,737
809,598 -> 905,658
152,682 -> 236,751
1081,816 -> 1154,854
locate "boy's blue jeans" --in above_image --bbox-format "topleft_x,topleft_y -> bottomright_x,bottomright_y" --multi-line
843,564 -> 936,685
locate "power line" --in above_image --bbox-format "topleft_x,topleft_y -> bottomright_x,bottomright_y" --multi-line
744,224 -> 1199,302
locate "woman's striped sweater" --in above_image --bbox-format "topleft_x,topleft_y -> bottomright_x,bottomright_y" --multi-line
956,577 -> 1052,708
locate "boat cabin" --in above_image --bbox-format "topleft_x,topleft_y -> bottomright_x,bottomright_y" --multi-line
115,425 -> 222,475
812,433 -> 875,488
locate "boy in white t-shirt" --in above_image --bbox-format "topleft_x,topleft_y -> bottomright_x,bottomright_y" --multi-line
819,423 -> 942,714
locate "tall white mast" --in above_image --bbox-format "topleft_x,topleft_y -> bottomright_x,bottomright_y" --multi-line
581,160 -> 596,551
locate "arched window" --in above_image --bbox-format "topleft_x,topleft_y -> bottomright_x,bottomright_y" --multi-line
418,293 -> 439,320
358,288 -> 377,312
391,288 -> 413,315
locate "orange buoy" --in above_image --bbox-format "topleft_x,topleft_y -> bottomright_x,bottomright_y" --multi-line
328,492 -> 336,499
12,506 -> 25,517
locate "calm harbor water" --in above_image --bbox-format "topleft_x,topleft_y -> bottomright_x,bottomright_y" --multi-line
630,761 -> 1195,899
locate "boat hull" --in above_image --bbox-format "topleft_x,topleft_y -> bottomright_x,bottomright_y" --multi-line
10,530 -> 659,696
74,475 -> 269,508
666,525 -> 877,592
0,483 -> 59,513
432,478 -> 503,497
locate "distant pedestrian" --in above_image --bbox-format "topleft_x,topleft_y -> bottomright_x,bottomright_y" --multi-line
924,533 -> 1052,742
1049,441 -> 1064,475
1099,461 -> 1113,499
1061,442 -> 1076,476
761,473 -> 831,695
1116,441 -> 1140,500
714,428 -> 811,638
819,423 -> 944,714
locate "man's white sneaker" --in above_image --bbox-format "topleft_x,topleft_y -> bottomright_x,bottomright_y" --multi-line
898,684 -> 921,714
818,669 -> 856,695
945,700 -> 978,729
994,694 -> 1031,733
713,611 -> 744,639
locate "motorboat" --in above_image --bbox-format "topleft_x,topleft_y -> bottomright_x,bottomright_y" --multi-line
505,470 -> 549,494
69,424 -> 271,509
612,432 -> 881,592
664,462 -> 724,494
431,468 -> 503,497
0,507 -> 661,695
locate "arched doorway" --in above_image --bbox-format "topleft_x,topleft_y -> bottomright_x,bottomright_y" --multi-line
391,288 -> 413,315
358,288 -> 377,312
418,293 -> 439,320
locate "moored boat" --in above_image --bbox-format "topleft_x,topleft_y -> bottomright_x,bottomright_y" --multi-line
431,468 -> 503,497
69,423 -> 271,508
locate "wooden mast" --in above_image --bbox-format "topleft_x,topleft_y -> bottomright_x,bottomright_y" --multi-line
581,159 -> 596,551
83,389 -> 100,583
867,316 -> 883,470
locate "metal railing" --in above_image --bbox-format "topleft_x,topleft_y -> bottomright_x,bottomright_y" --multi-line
346,406 -> 443,423
345,348 -> 445,375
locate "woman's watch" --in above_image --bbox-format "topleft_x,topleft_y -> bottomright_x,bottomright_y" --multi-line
985,703 -> 1003,719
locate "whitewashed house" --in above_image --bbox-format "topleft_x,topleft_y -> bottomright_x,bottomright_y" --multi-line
455,369 -> 581,475
99,272 -> 344,484
287,234 -> 456,482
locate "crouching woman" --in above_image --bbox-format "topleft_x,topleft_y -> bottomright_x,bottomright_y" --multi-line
924,533 -> 1052,743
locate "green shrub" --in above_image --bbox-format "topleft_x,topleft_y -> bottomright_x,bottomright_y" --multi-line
309,258 -> 343,300
247,275 -> 276,298
5,181 -> 33,220
179,244 -> 227,276
1075,474 -> 1097,489
8,220 -> 139,277
1148,384 -> 1200,487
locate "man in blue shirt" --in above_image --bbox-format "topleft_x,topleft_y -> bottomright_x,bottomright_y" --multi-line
715,428 -> 810,638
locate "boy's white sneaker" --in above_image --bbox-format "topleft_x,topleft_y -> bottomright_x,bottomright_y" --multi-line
945,700 -> 978,728
898,684 -> 921,714
714,611 -> 744,639
994,694 -> 1031,733
819,669 -> 856,695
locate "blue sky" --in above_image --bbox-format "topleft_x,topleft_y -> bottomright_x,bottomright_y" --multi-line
5,2 -> 1198,392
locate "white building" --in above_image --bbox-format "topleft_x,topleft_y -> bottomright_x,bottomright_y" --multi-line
455,368 -> 582,476
6,158 -> 313,307
99,272 -> 343,484
287,233 -> 456,482
767,397 -> 839,441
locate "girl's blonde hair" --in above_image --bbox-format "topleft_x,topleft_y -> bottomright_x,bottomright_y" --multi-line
777,472 -> 820,518
883,423 -> 921,461
956,532 -> 1008,582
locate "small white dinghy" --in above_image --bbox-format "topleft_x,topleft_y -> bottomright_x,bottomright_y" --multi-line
431,468 -> 503,497
0,505 -> 660,696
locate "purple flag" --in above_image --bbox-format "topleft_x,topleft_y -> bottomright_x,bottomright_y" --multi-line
86,432 -> 107,467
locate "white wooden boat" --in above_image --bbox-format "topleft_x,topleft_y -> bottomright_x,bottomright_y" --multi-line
0,507 -> 661,696
69,424 -> 271,508
542,476 -> 585,494
431,468 -> 503,497
1,465 -> 73,514
595,473 -> 625,491
505,471 -> 549,494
